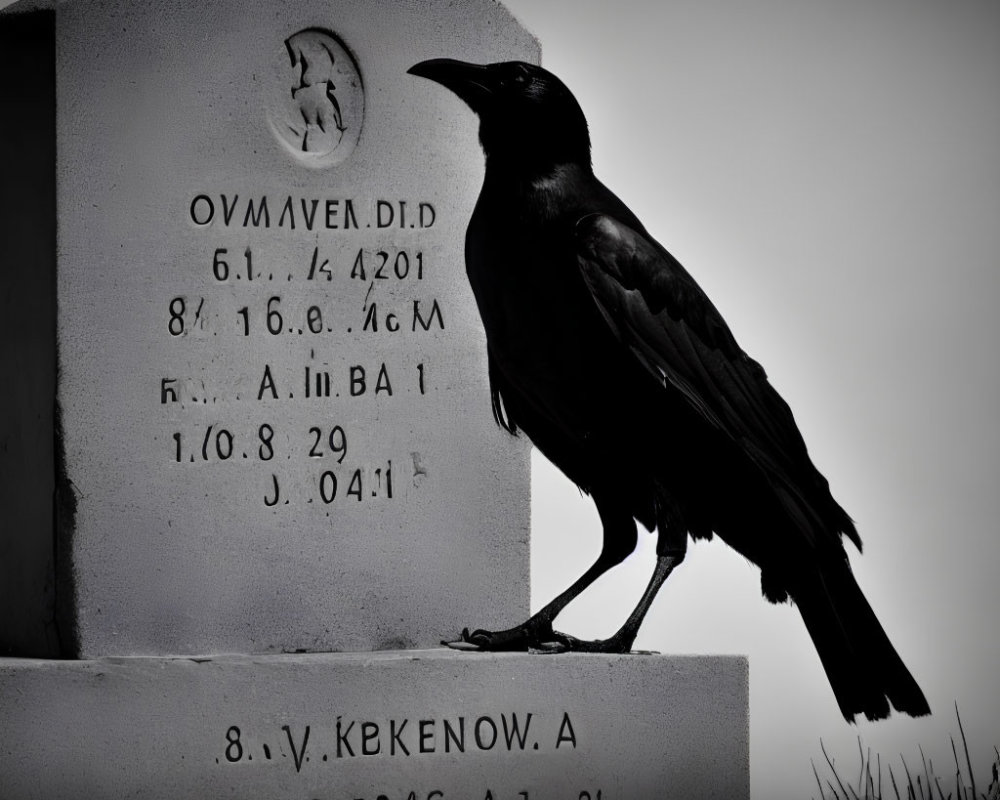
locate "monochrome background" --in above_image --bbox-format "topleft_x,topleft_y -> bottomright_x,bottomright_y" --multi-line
502,0 -> 1000,797
4,0 -> 996,797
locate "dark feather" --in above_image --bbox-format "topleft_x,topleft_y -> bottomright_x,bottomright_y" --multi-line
574,212 -> 860,553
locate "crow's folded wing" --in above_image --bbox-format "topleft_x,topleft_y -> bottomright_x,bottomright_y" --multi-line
574,212 -> 859,549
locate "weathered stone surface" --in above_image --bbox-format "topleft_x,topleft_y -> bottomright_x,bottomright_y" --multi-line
0,651 -> 749,799
0,0 -> 536,656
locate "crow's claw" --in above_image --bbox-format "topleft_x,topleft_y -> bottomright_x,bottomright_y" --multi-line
442,624 -> 654,654
528,640 -> 568,654
441,628 -> 483,650
442,638 -> 482,651
442,621 -> 558,652
466,628 -> 495,645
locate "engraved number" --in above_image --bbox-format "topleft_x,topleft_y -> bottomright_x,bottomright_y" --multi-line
169,297 -> 185,336
307,247 -> 332,280
215,429 -> 233,460
258,424 -> 274,461
212,248 -> 229,281
319,471 -> 338,503
308,426 -> 347,462
266,296 -> 283,335
307,306 -> 323,334
394,251 -> 409,279
225,726 -> 243,763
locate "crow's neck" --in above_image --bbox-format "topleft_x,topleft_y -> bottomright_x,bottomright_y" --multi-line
483,151 -> 592,187
481,161 -> 595,227
479,116 -> 591,180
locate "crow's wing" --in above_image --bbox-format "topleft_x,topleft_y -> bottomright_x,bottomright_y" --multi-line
574,212 -> 859,549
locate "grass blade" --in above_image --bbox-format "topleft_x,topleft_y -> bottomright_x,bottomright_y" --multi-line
814,758 -> 830,800
922,746 -> 935,799
953,735 -> 967,800
890,764 -> 902,800
957,703 -> 976,800
861,737 -> 869,795
824,739 -> 852,800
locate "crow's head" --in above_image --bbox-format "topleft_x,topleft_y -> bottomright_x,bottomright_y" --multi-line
408,59 -> 591,172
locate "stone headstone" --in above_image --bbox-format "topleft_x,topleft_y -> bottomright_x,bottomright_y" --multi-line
1,3 -> 753,795
0,0 -> 536,657
0,651 -> 751,799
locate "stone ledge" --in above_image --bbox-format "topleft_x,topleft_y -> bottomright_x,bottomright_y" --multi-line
0,650 -> 748,799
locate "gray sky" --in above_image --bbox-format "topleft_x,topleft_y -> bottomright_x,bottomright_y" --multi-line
501,0 -> 1000,797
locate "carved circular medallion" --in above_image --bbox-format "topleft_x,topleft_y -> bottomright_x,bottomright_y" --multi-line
268,28 -> 364,168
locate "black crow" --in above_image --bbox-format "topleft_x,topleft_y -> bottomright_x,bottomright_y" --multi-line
407,58 -> 930,722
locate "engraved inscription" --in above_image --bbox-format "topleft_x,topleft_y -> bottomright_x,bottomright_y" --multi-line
216,710 -> 579,766
166,192 -> 444,508
213,711 -> 594,799
267,29 -> 364,168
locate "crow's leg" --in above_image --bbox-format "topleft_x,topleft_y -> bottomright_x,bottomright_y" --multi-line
444,490 -> 638,651
541,524 -> 687,654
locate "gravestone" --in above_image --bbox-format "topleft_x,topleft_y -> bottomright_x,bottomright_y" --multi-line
0,652 -> 749,800
0,1 -> 750,797
2,0 -> 535,658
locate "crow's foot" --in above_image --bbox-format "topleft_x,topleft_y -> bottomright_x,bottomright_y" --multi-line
442,621 -> 567,652
529,632 -> 649,654
442,625 -> 657,655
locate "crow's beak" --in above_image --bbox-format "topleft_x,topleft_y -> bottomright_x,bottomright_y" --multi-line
407,58 -> 493,111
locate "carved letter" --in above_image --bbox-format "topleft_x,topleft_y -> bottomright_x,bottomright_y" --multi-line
281,725 -> 310,773
257,364 -> 278,400
390,719 -> 410,756
344,198 -> 358,229
335,717 -> 355,758
278,196 -> 296,229
190,194 -> 214,225
243,196 -> 270,228
160,378 -> 178,404
376,200 -> 394,228
419,202 -> 436,228
374,363 -> 393,396
221,194 -> 239,226
349,366 -> 366,397
502,713 -> 533,750
325,199 -> 339,229
361,722 -> 381,755
475,717 -> 498,751
419,719 -> 435,754
301,198 -> 320,230
412,299 -> 444,332
264,474 -> 280,507
555,713 -> 577,749
444,717 -> 465,753
350,249 -> 366,280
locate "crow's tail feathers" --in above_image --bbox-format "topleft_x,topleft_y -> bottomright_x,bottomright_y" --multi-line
790,559 -> 930,722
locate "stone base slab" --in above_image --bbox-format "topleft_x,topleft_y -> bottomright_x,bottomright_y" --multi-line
0,650 -> 748,799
